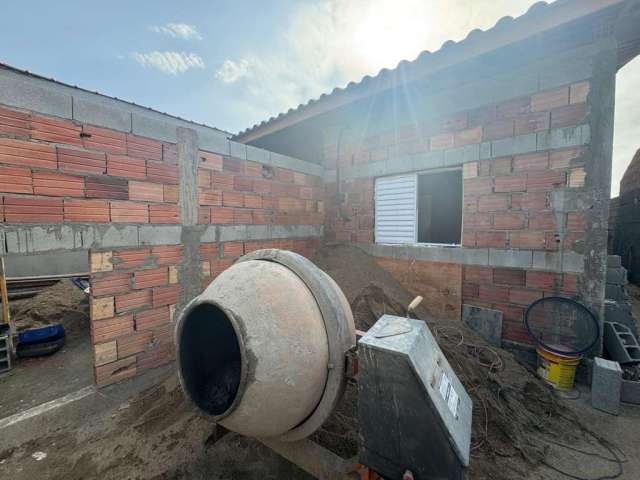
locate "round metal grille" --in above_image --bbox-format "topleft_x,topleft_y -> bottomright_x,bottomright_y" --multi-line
524,296 -> 599,355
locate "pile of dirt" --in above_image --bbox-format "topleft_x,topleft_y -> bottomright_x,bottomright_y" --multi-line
11,279 -> 89,337
311,244 -> 619,480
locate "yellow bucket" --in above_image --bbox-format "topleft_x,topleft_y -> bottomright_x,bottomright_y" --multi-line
536,347 -> 581,391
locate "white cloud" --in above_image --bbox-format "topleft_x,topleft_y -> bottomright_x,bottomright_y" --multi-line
131,51 -> 205,75
151,23 -> 202,40
218,0 -> 537,126
216,59 -> 254,83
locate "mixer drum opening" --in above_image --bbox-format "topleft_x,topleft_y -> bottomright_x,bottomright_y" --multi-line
175,249 -> 356,440
178,302 -> 242,417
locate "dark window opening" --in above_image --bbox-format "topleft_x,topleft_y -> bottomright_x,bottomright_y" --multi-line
417,170 -> 462,244
179,302 -> 242,416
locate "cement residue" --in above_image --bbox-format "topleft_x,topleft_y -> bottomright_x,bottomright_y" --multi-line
312,243 -> 624,480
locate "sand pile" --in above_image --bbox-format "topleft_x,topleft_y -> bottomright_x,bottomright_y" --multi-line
11,278 -> 89,337
311,244 -> 620,480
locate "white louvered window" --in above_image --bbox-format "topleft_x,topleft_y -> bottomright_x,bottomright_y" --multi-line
375,170 -> 462,246
374,174 -> 417,245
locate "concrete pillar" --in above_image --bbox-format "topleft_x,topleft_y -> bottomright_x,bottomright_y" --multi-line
582,38 -> 618,355
177,127 -> 204,309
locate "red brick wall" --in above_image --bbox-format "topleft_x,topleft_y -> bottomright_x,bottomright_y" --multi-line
0,108 -> 179,223
0,103 -> 324,386
323,82 -> 590,344
89,248 -> 180,386
464,149 -> 585,251
196,154 -> 324,227
90,236 -> 322,387
200,238 -> 322,290
0,103 -> 325,229
326,178 -> 374,243
461,266 -> 579,345
375,258 -> 462,320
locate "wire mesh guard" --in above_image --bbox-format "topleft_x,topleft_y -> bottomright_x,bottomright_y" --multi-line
524,297 -> 599,355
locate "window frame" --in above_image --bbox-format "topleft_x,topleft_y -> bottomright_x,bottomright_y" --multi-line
374,173 -> 418,245
374,166 -> 464,247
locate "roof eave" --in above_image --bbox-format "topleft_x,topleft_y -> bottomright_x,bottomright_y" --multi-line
234,0 -> 627,144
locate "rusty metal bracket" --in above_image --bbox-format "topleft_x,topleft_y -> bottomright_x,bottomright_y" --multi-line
345,349 -> 359,379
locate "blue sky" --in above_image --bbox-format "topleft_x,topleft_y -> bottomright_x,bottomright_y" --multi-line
0,0 -> 637,195
0,0 -> 303,133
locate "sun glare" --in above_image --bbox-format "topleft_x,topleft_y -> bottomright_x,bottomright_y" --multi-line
352,1 -> 430,73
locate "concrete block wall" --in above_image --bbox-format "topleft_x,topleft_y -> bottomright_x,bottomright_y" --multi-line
322,74 -> 603,344
0,79 -> 325,386
610,149 -> 640,284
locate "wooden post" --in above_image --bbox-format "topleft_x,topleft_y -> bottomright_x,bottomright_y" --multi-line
0,257 -> 13,354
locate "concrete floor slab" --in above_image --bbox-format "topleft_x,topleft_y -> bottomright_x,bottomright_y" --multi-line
0,328 -> 93,418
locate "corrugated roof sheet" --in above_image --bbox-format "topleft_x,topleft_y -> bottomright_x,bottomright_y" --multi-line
234,0 -> 625,142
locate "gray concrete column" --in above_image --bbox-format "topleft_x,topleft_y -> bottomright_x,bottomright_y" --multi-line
177,127 -> 204,308
582,38 -> 618,355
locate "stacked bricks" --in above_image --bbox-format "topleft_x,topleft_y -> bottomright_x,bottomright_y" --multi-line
199,238 -> 322,289
374,257 -> 462,320
604,256 -> 637,336
324,82 -> 589,252
605,256 -> 629,302
0,107 -> 179,224
322,82 -> 590,345
197,153 -> 325,227
461,265 -> 579,344
323,82 -> 588,172
0,103 -> 324,228
462,147 -> 585,252
325,178 -> 374,243
90,248 -> 181,386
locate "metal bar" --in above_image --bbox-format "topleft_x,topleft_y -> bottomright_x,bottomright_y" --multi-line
0,258 -> 14,357
8,289 -> 44,300
6,272 -> 89,282
259,438 -> 359,480
0,259 -> 12,330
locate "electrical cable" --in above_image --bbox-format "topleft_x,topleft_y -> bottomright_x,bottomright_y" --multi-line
537,414 -> 627,480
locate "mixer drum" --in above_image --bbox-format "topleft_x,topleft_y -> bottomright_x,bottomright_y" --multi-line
175,249 -> 356,440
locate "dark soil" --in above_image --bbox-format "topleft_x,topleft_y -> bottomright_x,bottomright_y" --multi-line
11,279 -> 89,337
311,243 -> 617,480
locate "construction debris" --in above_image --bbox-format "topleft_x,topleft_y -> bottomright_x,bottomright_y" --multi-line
592,357 -> 622,415
604,322 -> 640,364
312,244 -> 624,480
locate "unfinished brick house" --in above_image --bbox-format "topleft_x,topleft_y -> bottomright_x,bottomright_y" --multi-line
0,0 -> 638,387
237,1 -> 640,353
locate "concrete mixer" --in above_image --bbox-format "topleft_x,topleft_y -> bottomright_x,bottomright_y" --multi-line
176,249 -> 472,480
